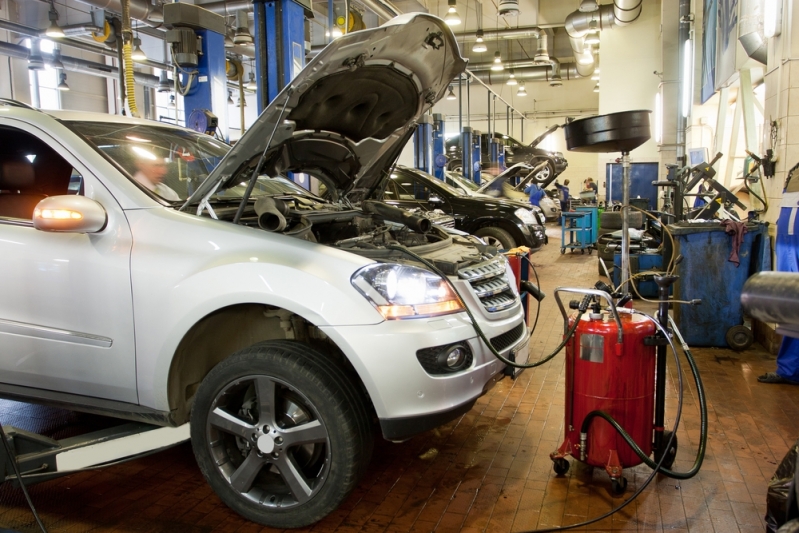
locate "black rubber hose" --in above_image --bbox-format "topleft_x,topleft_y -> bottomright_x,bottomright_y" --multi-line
578,313 -> 707,480
386,245 -> 584,369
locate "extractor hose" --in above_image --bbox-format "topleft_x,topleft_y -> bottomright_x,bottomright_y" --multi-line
121,0 -> 139,117
579,312 -> 708,479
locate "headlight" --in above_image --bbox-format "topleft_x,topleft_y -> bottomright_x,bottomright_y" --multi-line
351,264 -> 464,319
514,208 -> 537,225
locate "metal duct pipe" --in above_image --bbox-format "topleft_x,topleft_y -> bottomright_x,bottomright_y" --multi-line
738,0 -> 767,64
471,62 -> 585,84
0,41 -> 159,88
73,0 -> 163,25
455,26 -> 543,41
564,0 -> 642,75
0,19 -> 169,71
197,0 -> 253,15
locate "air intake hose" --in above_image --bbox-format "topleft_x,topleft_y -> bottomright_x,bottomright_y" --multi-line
254,197 -> 289,231
361,200 -> 432,233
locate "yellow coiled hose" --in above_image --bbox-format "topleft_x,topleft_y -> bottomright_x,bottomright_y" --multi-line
121,0 -> 139,117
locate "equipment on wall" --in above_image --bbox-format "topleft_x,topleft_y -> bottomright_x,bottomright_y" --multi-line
188,109 -> 219,136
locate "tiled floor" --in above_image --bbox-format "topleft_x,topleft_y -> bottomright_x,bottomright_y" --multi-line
0,224 -> 797,533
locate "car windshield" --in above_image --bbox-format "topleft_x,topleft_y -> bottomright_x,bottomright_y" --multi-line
446,172 -> 480,193
66,121 -> 230,202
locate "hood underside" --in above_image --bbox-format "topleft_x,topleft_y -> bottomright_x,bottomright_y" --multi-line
187,14 -> 467,206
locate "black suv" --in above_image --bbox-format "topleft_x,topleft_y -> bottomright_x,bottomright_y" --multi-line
446,125 -> 568,182
380,165 -> 548,251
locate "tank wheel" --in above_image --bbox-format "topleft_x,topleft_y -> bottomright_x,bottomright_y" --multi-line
725,325 -> 754,351
611,477 -> 628,495
561,248 -> 565,254
552,458 -> 570,476
654,431 -> 678,470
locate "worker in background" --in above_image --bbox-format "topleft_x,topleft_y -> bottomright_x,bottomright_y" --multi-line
583,177 -> 598,195
131,148 -> 180,201
759,162 -> 799,385
555,179 -> 570,213
524,181 -> 545,207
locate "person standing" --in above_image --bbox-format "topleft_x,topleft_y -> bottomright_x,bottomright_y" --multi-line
758,163 -> 799,385
555,179 -> 570,212
583,177 -> 598,195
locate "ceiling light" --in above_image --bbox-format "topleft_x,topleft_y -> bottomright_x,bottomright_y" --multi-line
444,0 -> 461,26
237,95 -> 246,107
57,71 -> 69,91
593,83 -> 599,93
233,11 -> 253,44
157,71 -> 171,93
491,51 -> 503,71
45,8 -> 65,38
517,84 -> 527,96
227,90 -> 234,105
28,41 -> 45,70
506,70 -> 517,86
131,38 -> 147,61
446,86 -> 456,100
331,26 -> 343,38
247,71 -> 257,90
168,95 -> 176,108
473,29 -> 487,53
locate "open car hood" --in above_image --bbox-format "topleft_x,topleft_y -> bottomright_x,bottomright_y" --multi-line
186,13 -> 467,205
528,124 -> 560,148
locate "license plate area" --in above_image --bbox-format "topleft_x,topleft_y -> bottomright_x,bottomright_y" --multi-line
504,330 -> 530,378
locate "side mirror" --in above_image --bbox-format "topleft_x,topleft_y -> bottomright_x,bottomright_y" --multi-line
428,195 -> 443,204
33,195 -> 107,233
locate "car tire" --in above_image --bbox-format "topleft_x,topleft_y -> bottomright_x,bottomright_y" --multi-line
446,159 -> 463,172
191,340 -> 373,529
530,158 -> 557,188
600,211 -> 644,230
475,227 -> 517,250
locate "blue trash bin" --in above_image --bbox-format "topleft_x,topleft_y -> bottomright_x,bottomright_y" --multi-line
669,221 -> 770,348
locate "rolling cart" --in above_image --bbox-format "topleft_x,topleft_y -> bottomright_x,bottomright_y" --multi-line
561,211 -> 594,255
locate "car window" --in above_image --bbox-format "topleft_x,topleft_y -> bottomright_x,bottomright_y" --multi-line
391,174 -> 425,200
0,126 -> 83,221
66,121 -> 229,202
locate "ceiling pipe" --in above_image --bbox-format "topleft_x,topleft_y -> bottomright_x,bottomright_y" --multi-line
471,61 -> 586,84
0,41 -> 159,87
197,0 -> 253,15
738,0 -> 767,64
72,0 -> 163,26
0,19 -> 169,70
455,26 -> 542,41
357,0 -> 401,21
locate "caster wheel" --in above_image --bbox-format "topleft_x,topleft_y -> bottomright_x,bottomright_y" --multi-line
561,248 -> 565,254
589,248 -> 593,255
655,431 -> 678,470
581,249 -> 585,255
611,477 -> 628,495
552,458 -> 570,476
725,325 -> 754,351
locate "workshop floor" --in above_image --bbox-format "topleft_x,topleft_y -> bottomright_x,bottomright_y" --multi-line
0,223 -> 797,533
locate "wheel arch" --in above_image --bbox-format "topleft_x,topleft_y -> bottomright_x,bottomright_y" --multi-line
166,302 -> 374,425
469,217 -> 525,247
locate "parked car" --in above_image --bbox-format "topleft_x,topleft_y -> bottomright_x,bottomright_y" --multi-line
443,169 -> 548,225
380,165 -> 548,250
0,14 -> 530,529
477,164 -> 562,222
445,125 -> 568,184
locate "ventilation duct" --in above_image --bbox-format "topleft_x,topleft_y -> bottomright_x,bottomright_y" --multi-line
738,0 -> 767,64
498,0 -> 519,18
73,0 -> 163,25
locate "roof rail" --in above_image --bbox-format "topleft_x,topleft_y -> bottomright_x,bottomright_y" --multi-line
0,98 -> 36,110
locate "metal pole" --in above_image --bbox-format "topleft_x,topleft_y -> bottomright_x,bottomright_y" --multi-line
487,89 -> 491,137
459,75 -> 463,166
506,105 -> 509,136
328,0 -> 334,43
676,0 -> 690,166
620,151 -> 631,294
467,74 -> 470,127
521,117 -> 524,143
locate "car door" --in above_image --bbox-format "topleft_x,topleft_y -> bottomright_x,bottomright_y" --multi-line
0,120 -> 137,403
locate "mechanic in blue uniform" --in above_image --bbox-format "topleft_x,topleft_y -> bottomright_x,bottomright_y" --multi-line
759,163 -> 799,385
524,182 -> 545,207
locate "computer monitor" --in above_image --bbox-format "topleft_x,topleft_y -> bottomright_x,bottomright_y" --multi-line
688,147 -> 709,166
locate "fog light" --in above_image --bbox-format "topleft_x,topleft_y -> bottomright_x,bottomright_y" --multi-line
416,343 -> 473,375
445,347 -> 466,368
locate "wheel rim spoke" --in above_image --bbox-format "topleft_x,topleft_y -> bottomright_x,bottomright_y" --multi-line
281,419 -> 327,447
254,377 -> 277,426
230,451 -> 266,493
274,453 -> 314,504
210,407 -> 255,439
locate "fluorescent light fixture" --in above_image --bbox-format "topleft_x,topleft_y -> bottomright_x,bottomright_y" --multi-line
444,0 -> 461,26
682,38 -> 693,118
764,0 -> 780,37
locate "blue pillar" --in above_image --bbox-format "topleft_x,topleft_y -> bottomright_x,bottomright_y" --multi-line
489,139 -> 501,168
182,29 -> 228,141
253,0 -> 308,113
497,139 -> 506,171
472,130 -> 482,182
432,113 -> 446,180
461,127 -> 473,183
414,115 -> 433,175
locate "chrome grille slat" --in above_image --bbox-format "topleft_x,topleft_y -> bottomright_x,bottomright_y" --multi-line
458,256 -> 519,314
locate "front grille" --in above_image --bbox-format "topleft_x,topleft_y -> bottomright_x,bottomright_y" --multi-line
490,321 -> 525,352
458,256 -> 519,314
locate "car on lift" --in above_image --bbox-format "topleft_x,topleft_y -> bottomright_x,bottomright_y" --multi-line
477,163 -> 563,222
0,14 -> 531,530
445,126 -> 568,183
379,165 -> 548,251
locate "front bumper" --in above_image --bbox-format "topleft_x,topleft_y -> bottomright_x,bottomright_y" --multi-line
520,223 -> 547,250
319,310 -> 528,441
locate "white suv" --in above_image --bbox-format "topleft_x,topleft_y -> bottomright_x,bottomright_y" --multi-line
0,14 -> 528,528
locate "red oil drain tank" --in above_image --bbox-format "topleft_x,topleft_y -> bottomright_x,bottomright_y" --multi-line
552,306 -> 656,484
